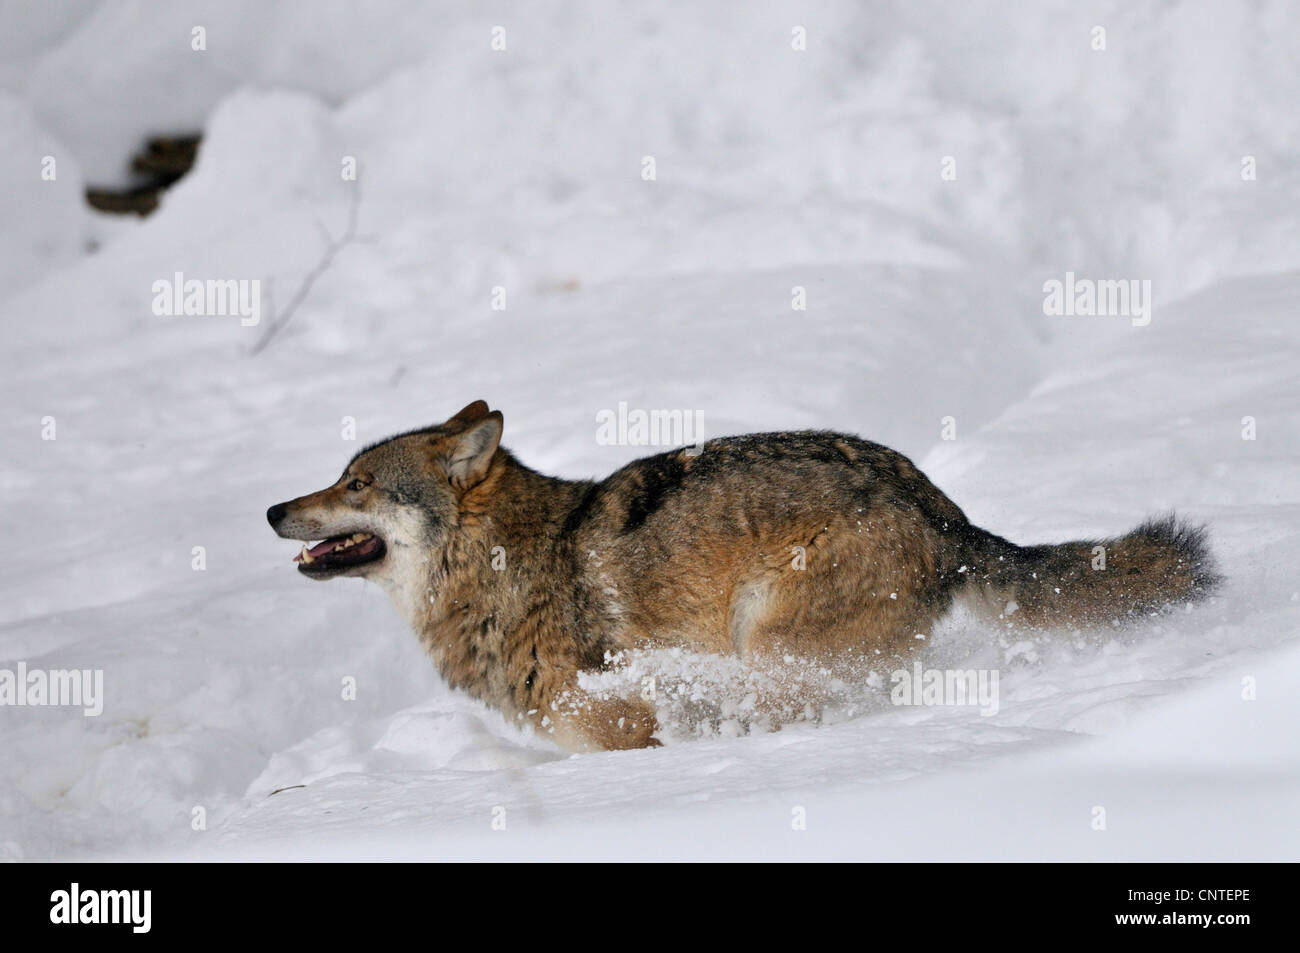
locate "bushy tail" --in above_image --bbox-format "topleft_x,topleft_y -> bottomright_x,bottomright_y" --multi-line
961,514 -> 1221,628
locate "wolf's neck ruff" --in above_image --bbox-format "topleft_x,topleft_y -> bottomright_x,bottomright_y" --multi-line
267,399 -> 1218,752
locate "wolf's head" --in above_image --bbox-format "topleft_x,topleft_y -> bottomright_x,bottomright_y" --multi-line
266,400 -> 503,602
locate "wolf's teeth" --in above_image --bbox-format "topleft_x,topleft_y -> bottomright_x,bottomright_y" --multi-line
351,533 -> 368,542
300,545 -> 315,564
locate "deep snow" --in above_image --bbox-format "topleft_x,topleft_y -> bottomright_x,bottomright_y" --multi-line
0,1 -> 1296,861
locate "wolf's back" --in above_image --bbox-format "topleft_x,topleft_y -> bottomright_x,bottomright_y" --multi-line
960,514 -> 1220,628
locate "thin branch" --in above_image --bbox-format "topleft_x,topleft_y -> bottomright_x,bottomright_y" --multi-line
251,182 -> 362,356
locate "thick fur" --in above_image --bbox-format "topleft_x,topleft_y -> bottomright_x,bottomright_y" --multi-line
268,401 -> 1219,751
962,515 -> 1220,628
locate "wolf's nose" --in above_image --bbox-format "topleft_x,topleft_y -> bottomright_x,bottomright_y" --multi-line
266,502 -> 288,526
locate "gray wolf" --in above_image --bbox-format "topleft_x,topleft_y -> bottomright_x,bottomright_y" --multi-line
267,400 -> 1218,751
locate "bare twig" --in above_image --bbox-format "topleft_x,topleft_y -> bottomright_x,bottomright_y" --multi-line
251,182 -> 362,356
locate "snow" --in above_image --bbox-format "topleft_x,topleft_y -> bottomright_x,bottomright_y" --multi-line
0,1 -> 1297,861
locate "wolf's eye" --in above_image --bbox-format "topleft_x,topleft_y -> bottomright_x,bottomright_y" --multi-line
347,478 -> 368,492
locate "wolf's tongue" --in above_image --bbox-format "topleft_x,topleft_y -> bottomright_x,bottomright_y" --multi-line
293,537 -> 347,562
307,538 -> 344,557
293,534 -> 380,563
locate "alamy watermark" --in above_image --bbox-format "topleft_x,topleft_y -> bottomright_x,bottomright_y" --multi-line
596,401 -> 706,452
0,662 -> 103,716
50,883 -> 150,933
1043,271 -> 1151,327
890,661 -> 999,716
152,272 -> 261,326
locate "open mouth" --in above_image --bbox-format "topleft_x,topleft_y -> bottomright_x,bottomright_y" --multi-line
293,532 -> 386,574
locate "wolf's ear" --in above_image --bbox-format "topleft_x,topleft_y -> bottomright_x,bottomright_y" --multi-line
447,400 -> 491,427
443,411 -> 503,490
